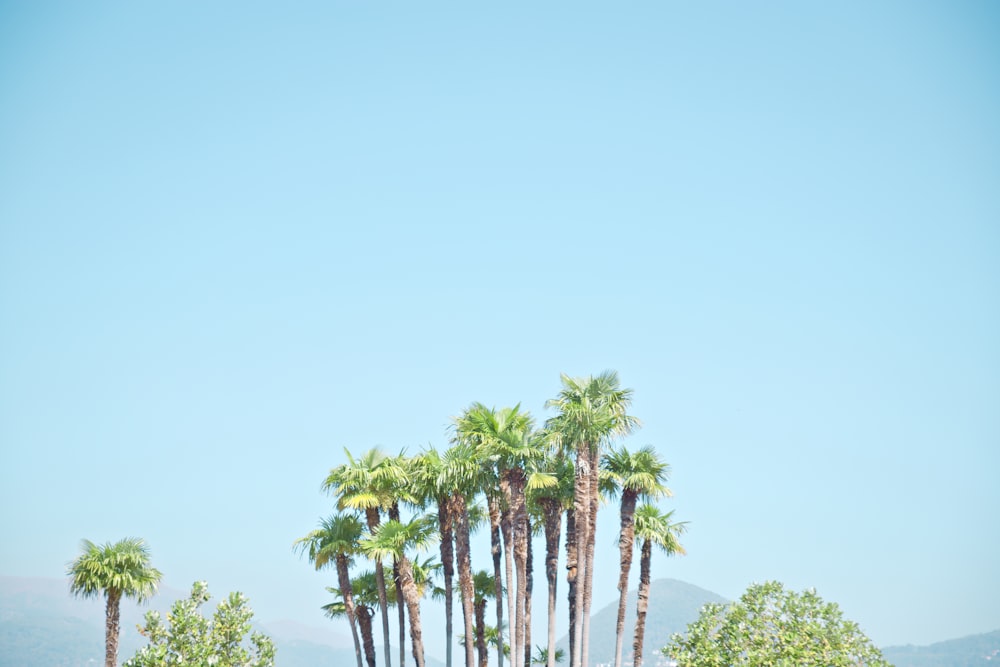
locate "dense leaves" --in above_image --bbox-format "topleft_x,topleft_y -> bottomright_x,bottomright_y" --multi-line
663,581 -> 891,667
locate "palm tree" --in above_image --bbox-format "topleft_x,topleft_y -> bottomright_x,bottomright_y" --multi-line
361,515 -> 437,667
531,647 -> 566,665
546,371 -> 638,667
602,445 -> 672,667
528,443 -> 574,667
471,570 -> 498,667
67,537 -> 162,667
455,402 -> 539,667
294,513 -> 365,667
631,504 -> 686,667
324,447 -> 408,667
325,571 -> 382,667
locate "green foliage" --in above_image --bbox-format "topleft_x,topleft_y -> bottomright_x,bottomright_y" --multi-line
124,581 -> 275,667
664,581 -> 891,667
67,537 -> 162,603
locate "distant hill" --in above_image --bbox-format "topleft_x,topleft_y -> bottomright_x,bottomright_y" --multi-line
882,630 -> 1000,667
557,578 -> 728,666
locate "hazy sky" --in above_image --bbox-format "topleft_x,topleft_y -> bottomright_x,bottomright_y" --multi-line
1,0 -> 998,658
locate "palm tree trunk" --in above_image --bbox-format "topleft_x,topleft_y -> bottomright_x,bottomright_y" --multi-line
541,499 -> 562,667
632,539 -> 652,667
390,504 -> 407,667
438,501 -> 456,667
365,507 -> 394,667
571,448 -> 591,667
104,590 -> 121,667
357,606 -> 378,667
337,555 -> 365,667
474,598 -> 488,667
509,471 -> 529,667
579,446 -> 601,667
452,494 -> 477,667
489,496 -> 505,667
500,478 -> 518,667
564,507 -> 577,667
612,491 -> 638,667
523,519 -> 533,667
399,556 -> 426,667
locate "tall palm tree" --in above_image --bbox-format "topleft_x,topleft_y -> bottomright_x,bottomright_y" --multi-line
361,515 -> 437,667
546,371 -> 638,667
324,447 -> 408,667
528,444 -> 574,667
602,445 -> 672,667
294,513 -> 365,667
67,537 -> 162,667
455,402 -> 538,667
325,571 -> 382,667
631,504 -> 686,667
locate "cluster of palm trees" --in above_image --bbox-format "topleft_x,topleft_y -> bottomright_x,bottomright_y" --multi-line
296,371 -> 687,667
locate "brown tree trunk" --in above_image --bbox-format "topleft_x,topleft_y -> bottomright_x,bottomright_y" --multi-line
489,494 -> 505,667
452,493 -> 477,667
389,504 -> 406,667
366,507 -> 394,667
565,507 -> 577,667
400,556 -> 426,667
571,447 -> 591,667
523,517 -> 533,667
474,597 -> 489,667
500,476 -> 518,667
337,554 -> 365,667
541,498 -> 562,667
104,590 -> 121,667
438,500 -> 456,667
580,446 -> 601,667
632,539 -> 653,667
612,490 -> 638,667
509,470 -> 529,667
357,605 -> 378,667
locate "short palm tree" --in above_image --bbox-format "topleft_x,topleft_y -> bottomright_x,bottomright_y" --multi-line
324,447 -> 408,667
67,537 -> 163,667
294,513 -> 365,667
360,515 -> 437,667
631,504 -> 686,667
325,571 -> 382,667
603,445 -> 672,667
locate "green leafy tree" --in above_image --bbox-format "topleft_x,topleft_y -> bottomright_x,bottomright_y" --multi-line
663,581 -> 892,667
67,537 -> 163,667
124,581 -> 275,667
632,505 -> 686,667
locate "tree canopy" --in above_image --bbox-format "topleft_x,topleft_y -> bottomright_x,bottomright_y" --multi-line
663,580 -> 891,667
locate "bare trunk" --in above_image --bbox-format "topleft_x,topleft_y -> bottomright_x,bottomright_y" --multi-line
570,448 -> 590,667
509,470 -> 529,667
565,508 -> 577,667
390,504 -> 406,667
400,556 -> 426,667
452,494 -> 477,667
357,606 -> 378,667
104,590 -> 121,667
523,517 -> 533,667
366,507 -> 393,667
474,598 -> 489,667
612,491 -> 638,667
500,477 -> 518,667
632,540 -> 652,667
489,495 -> 505,667
580,446 -> 600,667
438,501 -> 456,667
542,499 -> 562,667
337,554 -> 365,667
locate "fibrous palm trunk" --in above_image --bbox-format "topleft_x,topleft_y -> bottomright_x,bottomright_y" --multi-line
389,504 -> 406,667
612,491 -> 638,667
451,494 -> 477,667
564,508 -> 577,667
570,448 -> 591,667
541,498 -> 562,667
399,556 -> 426,667
365,507 -> 393,667
580,446 -> 601,667
508,470 -> 529,667
357,606 -> 378,667
336,554 -> 365,667
104,590 -> 121,667
474,598 -> 489,667
523,519 -> 533,667
488,495 -> 505,667
437,501 -> 456,667
500,478 -> 518,667
632,539 -> 653,667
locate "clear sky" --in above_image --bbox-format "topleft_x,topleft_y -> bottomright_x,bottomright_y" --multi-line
1,0 -> 998,657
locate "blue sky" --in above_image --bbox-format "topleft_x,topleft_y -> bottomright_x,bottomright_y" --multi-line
1,0 -> 998,656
